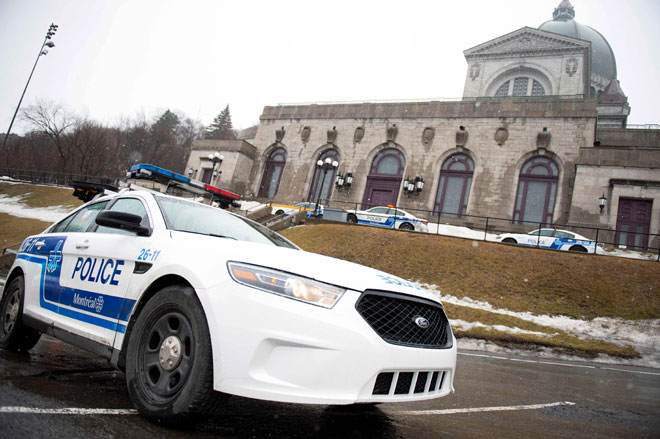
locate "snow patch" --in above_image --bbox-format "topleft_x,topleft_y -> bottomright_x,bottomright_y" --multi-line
418,283 -> 660,368
0,194 -> 70,223
451,319 -> 554,338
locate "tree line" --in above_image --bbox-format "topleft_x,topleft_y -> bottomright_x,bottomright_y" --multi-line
0,102 -> 240,178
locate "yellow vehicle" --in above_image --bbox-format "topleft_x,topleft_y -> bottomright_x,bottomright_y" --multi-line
271,202 -> 323,217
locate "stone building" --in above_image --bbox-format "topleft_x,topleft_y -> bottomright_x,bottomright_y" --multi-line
186,0 -> 659,250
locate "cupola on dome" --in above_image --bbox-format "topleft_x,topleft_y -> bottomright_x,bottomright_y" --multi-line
539,0 -> 617,93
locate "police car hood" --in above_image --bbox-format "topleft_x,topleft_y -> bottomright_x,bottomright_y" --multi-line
210,238 -> 440,303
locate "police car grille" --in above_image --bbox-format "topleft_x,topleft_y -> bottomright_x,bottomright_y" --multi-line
355,291 -> 451,348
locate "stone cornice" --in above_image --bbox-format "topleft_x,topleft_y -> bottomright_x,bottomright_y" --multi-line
260,98 -> 598,121
192,139 -> 257,159
464,27 -> 590,60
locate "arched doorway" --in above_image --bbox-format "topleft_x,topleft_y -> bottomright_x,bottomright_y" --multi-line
307,149 -> 340,203
361,148 -> 405,208
434,153 -> 474,218
258,147 -> 287,199
513,156 -> 559,225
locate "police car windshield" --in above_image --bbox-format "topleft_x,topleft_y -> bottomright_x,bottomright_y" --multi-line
154,196 -> 299,250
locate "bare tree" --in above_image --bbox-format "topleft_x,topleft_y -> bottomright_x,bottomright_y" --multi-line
20,101 -> 74,173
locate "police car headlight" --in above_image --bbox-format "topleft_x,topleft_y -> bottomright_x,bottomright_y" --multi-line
227,262 -> 345,309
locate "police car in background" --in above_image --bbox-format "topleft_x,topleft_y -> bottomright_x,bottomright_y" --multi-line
494,228 -> 604,253
0,188 -> 455,424
346,206 -> 429,232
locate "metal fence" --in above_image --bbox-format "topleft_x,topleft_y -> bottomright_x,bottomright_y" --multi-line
0,168 -> 120,187
314,198 -> 660,262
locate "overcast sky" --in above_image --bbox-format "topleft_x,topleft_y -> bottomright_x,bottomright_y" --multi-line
1,0 -> 659,133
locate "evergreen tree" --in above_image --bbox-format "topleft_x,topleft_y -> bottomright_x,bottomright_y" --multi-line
150,109 -> 182,170
205,105 -> 236,140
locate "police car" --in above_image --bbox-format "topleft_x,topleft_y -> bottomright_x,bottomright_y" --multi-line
271,202 -> 322,217
346,206 -> 429,232
494,228 -> 604,253
0,188 -> 455,423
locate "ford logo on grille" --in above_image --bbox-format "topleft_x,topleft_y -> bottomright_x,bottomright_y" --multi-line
414,316 -> 430,329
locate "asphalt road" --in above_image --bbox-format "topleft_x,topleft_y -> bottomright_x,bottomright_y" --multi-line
1,336 -> 658,439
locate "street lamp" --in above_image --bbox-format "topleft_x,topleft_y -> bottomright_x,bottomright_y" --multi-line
313,157 -> 338,217
207,152 -> 224,183
599,193 -> 607,213
403,176 -> 424,197
335,172 -> 353,192
1,23 -> 59,156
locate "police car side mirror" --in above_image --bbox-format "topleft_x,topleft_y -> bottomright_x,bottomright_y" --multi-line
96,210 -> 152,237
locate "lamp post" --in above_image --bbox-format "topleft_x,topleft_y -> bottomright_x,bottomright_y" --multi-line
1,23 -> 58,156
313,157 -> 338,217
207,152 -> 224,184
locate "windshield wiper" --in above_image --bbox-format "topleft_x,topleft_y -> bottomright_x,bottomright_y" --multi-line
176,229 -> 236,240
208,233 -> 236,240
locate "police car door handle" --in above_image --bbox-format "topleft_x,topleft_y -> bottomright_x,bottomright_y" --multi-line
35,240 -> 46,249
76,240 -> 90,250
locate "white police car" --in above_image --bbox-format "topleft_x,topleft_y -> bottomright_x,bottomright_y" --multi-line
494,228 -> 604,253
0,188 -> 455,423
346,206 -> 429,232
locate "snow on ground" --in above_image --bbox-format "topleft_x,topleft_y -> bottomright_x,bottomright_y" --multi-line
0,194 -> 70,223
420,283 -> 660,369
451,319 -> 555,338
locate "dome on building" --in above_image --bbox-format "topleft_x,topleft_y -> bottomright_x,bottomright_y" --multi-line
539,0 -> 617,93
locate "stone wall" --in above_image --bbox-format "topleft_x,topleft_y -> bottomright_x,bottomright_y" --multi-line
595,129 -> 660,148
186,139 -> 257,195
570,147 -> 660,233
250,99 -> 597,223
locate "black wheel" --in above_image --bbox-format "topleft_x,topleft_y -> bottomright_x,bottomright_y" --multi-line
569,245 -> 587,253
125,285 -> 225,424
399,223 -> 414,231
275,209 -> 284,215
0,276 -> 41,352
502,238 -> 517,244
347,214 -> 357,223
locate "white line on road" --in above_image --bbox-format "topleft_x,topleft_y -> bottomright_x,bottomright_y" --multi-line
399,401 -> 575,416
459,352 -> 660,376
0,407 -> 138,415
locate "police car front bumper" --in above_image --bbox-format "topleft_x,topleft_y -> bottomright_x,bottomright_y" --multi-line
198,281 -> 456,405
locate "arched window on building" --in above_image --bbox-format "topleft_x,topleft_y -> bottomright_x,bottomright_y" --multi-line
307,149 -> 340,203
513,156 -> 559,225
494,77 -> 546,97
258,147 -> 287,199
434,153 -> 474,218
361,148 -> 406,208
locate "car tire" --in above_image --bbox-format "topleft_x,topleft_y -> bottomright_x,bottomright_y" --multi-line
0,276 -> 41,352
347,214 -> 357,223
125,285 -> 226,424
399,223 -> 414,231
275,210 -> 284,215
569,245 -> 588,253
502,238 -> 517,244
